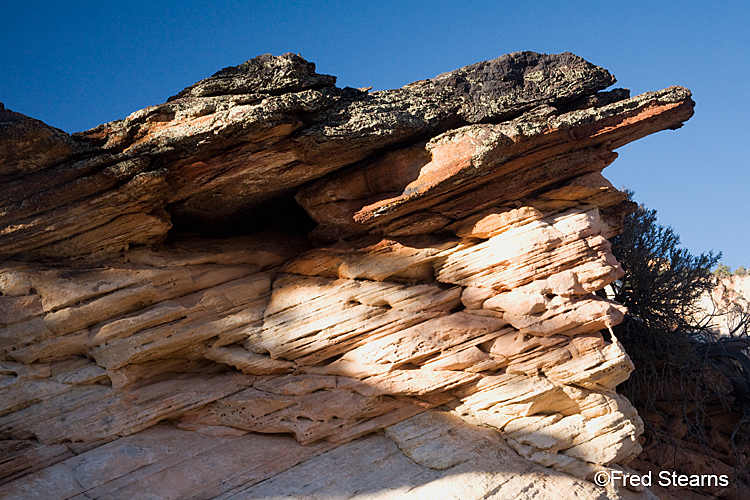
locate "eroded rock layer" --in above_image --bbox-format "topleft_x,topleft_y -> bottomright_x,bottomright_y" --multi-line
0,52 -> 694,499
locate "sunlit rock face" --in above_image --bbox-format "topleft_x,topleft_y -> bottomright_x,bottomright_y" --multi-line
0,52 -> 693,499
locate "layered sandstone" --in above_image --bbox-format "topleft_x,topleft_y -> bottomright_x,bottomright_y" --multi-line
0,52 -> 695,499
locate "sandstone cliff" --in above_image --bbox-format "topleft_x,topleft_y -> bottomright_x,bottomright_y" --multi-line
0,52 -> 696,499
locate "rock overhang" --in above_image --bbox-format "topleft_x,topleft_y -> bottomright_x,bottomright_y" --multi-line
0,51 -> 693,499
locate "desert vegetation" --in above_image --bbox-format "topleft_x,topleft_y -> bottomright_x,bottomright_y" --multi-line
610,195 -> 750,499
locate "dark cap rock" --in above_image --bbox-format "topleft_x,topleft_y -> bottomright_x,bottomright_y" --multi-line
168,53 -> 337,101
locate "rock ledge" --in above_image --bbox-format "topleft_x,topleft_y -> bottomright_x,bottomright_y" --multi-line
0,52 -> 694,500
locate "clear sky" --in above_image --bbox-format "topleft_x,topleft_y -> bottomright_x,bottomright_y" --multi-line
2,1 -> 748,269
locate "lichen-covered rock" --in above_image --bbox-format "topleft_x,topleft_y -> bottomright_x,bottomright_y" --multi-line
1,51 -> 619,260
167,52 -> 338,100
0,106 -> 92,177
0,51 -> 695,499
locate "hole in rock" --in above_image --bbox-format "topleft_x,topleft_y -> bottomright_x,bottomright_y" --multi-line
395,362 -> 421,370
316,353 -> 344,366
168,192 -> 317,239
449,303 -> 465,313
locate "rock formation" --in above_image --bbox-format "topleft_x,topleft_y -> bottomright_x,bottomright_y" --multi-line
699,275 -> 750,338
0,52 -> 697,499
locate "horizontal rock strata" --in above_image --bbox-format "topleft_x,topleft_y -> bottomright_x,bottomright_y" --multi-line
0,51 -> 694,499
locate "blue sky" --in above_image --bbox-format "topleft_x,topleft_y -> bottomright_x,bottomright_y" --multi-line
2,1 -> 748,269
